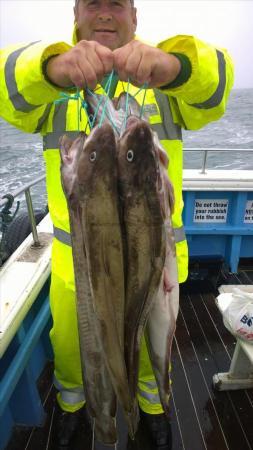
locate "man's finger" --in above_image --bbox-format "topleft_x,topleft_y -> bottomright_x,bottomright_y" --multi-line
68,64 -> 87,89
135,54 -> 152,85
122,50 -> 143,83
85,49 -> 105,82
95,43 -> 114,75
113,45 -> 131,75
69,60 -> 97,90
80,60 -> 98,90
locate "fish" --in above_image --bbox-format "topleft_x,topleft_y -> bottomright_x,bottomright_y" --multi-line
145,135 -> 179,415
60,132 -> 117,445
60,124 -> 138,443
116,117 -> 167,403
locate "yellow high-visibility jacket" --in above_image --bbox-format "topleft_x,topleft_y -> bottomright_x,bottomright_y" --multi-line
0,35 -> 234,283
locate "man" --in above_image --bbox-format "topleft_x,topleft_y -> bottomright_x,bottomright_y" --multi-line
0,0 -> 234,449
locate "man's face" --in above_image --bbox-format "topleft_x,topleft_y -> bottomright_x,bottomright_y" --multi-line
74,0 -> 137,50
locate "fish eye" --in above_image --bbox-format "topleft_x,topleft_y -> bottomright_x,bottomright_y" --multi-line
90,151 -> 96,162
127,149 -> 134,162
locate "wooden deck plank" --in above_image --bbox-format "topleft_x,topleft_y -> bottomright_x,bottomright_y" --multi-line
176,299 -> 231,450
180,291 -> 253,449
172,311 -> 219,450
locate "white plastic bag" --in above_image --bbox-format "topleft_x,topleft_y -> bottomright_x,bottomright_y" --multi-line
223,289 -> 253,342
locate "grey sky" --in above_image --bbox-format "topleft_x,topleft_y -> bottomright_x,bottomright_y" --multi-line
0,0 -> 252,88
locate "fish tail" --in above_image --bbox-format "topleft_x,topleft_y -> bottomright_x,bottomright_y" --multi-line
125,400 -> 139,439
94,415 -> 117,445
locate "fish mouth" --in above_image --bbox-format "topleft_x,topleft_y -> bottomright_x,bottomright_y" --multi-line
86,123 -> 117,153
126,116 -> 141,129
120,117 -> 145,139
90,123 -> 115,139
126,120 -> 153,143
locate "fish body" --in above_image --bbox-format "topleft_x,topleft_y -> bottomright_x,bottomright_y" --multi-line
78,124 -> 138,435
145,144 -> 179,414
117,118 -> 166,401
60,131 -> 117,444
133,128 -> 180,415
60,125 -> 138,442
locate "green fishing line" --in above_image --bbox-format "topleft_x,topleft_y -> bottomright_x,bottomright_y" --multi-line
54,73 -> 148,134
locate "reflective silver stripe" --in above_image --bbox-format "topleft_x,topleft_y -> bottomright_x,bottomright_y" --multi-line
174,226 -> 186,243
53,101 -> 69,131
34,103 -> 52,133
143,103 -> 159,116
138,387 -> 160,405
190,50 -> 226,109
54,226 -> 72,246
5,41 -> 42,112
54,376 -> 85,394
141,380 -> 158,390
54,377 -> 85,404
43,100 -> 80,149
54,225 -> 186,246
153,89 -> 182,141
60,390 -> 85,405
151,123 -> 167,141
43,130 -> 80,149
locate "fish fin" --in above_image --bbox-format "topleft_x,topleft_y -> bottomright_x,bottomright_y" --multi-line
163,267 -> 175,293
59,134 -> 73,164
159,147 -> 169,169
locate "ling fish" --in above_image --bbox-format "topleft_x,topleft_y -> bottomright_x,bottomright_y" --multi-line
145,133 -> 179,415
60,124 -> 137,443
60,132 -> 117,444
117,117 -> 167,401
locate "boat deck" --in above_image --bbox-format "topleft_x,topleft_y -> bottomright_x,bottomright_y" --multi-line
6,262 -> 253,450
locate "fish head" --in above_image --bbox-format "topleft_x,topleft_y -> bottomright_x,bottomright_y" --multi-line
77,123 -> 117,196
59,132 -> 87,208
117,118 -> 160,194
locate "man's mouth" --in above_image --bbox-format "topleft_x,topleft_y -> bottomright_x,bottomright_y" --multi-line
94,30 -> 116,34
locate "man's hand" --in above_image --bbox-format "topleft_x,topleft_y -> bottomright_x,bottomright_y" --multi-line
113,40 -> 181,88
46,40 -> 114,90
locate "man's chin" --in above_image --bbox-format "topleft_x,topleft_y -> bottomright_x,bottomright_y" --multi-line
92,32 -> 119,49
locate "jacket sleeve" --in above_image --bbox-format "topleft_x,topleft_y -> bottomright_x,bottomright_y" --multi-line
157,35 -> 234,130
0,41 -> 72,133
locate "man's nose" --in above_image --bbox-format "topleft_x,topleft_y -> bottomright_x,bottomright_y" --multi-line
98,13 -> 112,21
97,4 -> 113,21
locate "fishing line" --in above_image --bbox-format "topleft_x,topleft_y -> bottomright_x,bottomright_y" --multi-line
86,87 -> 119,134
139,83 -> 148,119
54,90 -> 86,131
120,77 -> 131,136
119,80 -> 148,135
98,70 -> 115,128
86,71 -> 114,128
77,91 -> 80,130
53,72 -> 148,135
